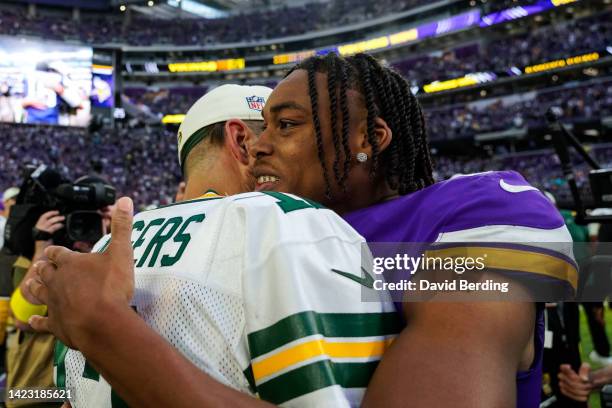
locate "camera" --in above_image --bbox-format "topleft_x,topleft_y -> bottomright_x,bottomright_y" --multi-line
3,164 -> 116,257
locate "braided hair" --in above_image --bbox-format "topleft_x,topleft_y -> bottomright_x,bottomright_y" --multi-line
286,52 -> 434,197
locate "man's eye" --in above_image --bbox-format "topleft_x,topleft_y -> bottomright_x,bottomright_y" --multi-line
279,120 -> 295,130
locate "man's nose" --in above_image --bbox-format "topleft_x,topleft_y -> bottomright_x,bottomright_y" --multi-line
249,129 -> 273,159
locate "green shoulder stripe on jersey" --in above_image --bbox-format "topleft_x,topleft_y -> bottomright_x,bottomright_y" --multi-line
263,191 -> 325,213
154,194 -> 224,211
248,311 -> 401,359
257,360 -> 378,405
54,341 -> 69,388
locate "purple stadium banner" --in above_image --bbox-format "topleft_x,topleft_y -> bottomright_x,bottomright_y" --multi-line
480,0 -> 579,27
417,10 -> 481,40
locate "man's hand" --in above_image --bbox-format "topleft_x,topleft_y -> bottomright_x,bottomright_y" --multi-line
35,210 -> 65,236
559,363 -> 594,402
26,197 -> 135,349
33,210 -> 65,253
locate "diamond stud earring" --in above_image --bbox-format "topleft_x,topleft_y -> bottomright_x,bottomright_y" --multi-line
356,152 -> 368,163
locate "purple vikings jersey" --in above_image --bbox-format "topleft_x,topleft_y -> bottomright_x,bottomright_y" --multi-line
343,170 -> 576,408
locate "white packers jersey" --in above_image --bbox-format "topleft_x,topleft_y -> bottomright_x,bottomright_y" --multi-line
55,191 -> 400,407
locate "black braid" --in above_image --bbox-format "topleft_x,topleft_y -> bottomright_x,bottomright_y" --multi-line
286,52 -> 434,197
417,103 -> 435,186
305,58 -> 332,200
368,59 -> 402,191
338,60 -> 352,190
389,70 -> 419,192
325,53 -> 342,185
353,57 -> 379,178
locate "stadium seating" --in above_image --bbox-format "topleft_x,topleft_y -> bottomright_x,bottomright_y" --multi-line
425,80 -> 612,140
392,11 -> 611,84
0,124 -> 181,209
127,79 -> 611,141
0,0 -> 431,45
0,1 -> 609,212
1,116 -> 610,209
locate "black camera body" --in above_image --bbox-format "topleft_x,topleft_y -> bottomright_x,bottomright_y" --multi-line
589,169 -> 612,208
4,165 -> 116,257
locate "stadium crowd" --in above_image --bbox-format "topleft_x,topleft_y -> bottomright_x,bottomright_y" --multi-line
123,87 -> 208,118
0,0 -> 602,47
124,79 -> 612,142
0,0 -> 431,45
426,80 -> 612,140
392,10 -> 611,84
1,118 -> 610,210
0,124 -> 181,209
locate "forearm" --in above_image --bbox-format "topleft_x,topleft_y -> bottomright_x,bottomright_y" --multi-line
77,303 -> 273,408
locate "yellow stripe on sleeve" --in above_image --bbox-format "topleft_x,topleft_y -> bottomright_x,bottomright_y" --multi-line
425,246 -> 577,290
252,337 -> 393,382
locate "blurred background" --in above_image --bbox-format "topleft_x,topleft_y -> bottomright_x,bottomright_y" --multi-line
0,0 -> 610,407
0,0 -> 609,210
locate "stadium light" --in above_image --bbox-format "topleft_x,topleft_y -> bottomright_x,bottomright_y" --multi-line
119,4 -> 126,11
148,0 -> 154,6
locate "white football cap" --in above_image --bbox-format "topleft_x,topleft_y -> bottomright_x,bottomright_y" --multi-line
177,84 -> 273,169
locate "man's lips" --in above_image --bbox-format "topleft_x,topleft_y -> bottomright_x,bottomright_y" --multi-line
255,175 -> 281,191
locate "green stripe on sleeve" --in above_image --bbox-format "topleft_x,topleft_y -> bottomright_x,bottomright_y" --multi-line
257,360 -> 378,405
82,359 -> 100,381
96,238 -> 111,253
53,341 -> 69,388
244,365 -> 257,394
111,389 -> 130,408
248,311 -> 401,359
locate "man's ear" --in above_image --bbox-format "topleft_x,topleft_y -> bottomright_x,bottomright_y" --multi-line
353,116 -> 393,154
225,119 -> 250,165
373,116 -> 392,152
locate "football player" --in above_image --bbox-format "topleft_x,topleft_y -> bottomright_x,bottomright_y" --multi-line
248,53 -> 576,408
28,84 -> 398,407
30,54 -> 575,408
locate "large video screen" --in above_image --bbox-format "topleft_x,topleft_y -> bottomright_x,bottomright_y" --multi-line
0,36 -> 93,126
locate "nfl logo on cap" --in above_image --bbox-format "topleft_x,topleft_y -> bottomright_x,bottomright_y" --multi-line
246,95 -> 265,111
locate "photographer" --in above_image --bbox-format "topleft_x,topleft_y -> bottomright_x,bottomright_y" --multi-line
6,210 -> 66,408
3,168 -> 115,407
